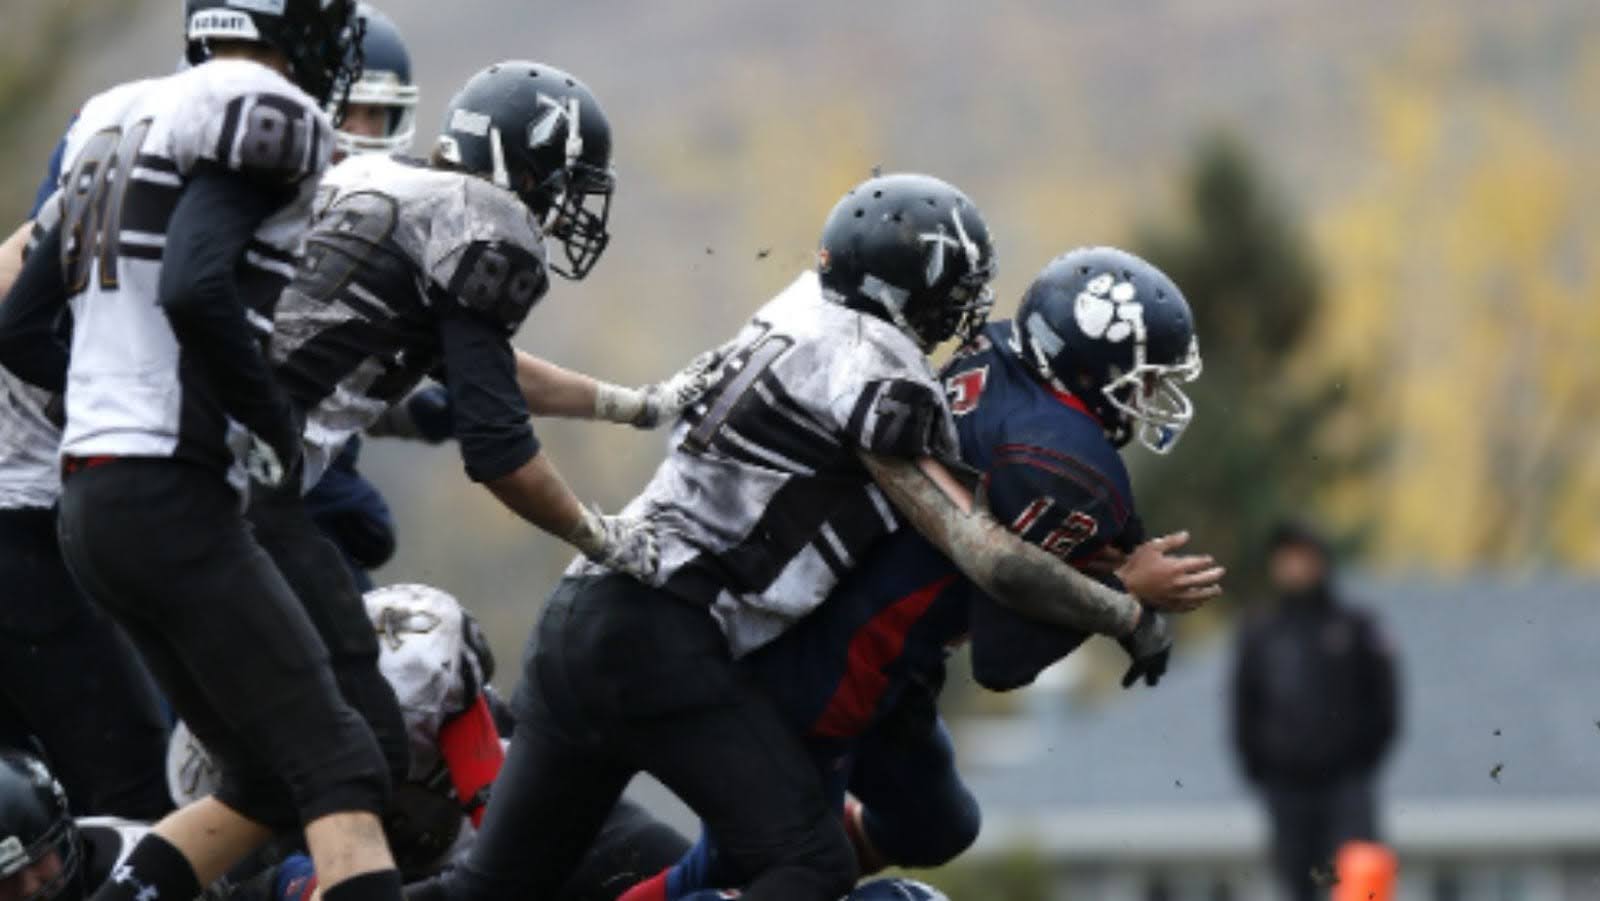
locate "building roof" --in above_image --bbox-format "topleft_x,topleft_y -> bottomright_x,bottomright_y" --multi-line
956,573 -> 1600,853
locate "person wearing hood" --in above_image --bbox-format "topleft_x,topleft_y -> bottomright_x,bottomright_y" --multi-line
1231,519 -> 1400,901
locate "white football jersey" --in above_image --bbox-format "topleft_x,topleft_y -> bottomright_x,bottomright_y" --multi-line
0,208 -> 68,509
268,154 -> 548,488
166,582 -> 491,804
571,272 -> 959,656
0,369 -> 62,510
54,58 -> 332,481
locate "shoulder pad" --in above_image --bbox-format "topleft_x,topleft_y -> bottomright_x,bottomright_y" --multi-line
427,177 -> 549,329
442,239 -> 549,329
189,62 -> 333,185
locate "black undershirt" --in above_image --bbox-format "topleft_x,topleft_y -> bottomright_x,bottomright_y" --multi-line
433,298 -> 540,483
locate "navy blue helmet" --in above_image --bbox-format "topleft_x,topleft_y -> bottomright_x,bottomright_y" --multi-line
435,61 -> 615,280
0,751 -> 83,901
1011,246 -> 1201,453
846,878 -> 951,901
818,173 -> 997,351
184,0 -> 364,111
337,4 -> 418,155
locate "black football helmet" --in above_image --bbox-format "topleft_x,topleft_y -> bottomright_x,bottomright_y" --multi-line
1011,247 -> 1201,453
817,173 -> 997,351
336,4 -> 418,155
0,751 -> 83,901
184,0 -> 364,113
434,61 -> 615,280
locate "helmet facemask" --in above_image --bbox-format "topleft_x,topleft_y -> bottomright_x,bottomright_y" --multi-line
500,94 -> 614,281
902,206 -> 997,349
1102,335 -> 1202,454
0,811 -> 81,901
544,162 -> 613,280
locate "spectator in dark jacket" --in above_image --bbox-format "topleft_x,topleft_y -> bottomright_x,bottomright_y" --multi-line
1231,519 -> 1399,901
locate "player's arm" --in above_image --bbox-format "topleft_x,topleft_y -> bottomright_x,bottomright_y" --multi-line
158,166 -> 303,465
513,346 -> 724,428
862,452 -> 1141,635
435,302 -> 654,576
862,453 -> 1223,636
0,221 -> 71,392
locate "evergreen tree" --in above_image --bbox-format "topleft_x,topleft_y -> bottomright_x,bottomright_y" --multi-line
1133,134 -> 1380,604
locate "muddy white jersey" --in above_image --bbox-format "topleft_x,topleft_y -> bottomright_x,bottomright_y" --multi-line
0,368 -> 62,510
268,154 -> 548,487
54,59 -> 332,478
0,210 -> 67,508
571,272 -> 959,656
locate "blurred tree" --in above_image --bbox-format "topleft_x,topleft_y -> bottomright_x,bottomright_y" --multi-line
0,0 -> 142,217
1131,134 -> 1382,604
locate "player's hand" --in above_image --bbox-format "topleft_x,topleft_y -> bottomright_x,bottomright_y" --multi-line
571,504 -> 660,581
1116,531 -> 1223,612
1118,608 -> 1173,688
632,347 -> 726,429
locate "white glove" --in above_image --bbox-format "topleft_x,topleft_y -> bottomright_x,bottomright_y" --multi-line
595,347 -> 726,429
245,434 -> 291,489
567,505 -> 660,581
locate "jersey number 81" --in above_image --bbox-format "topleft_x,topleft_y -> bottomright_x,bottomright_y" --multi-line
60,118 -> 154,292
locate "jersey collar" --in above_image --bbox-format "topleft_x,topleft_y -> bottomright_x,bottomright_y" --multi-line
1047,384 -> 1103,427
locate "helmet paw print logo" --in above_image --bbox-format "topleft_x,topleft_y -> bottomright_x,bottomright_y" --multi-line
1074,273 -> 1143,344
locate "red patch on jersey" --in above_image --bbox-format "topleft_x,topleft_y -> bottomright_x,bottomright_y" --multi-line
813,575 -> 957,738
946,366 -> 989,416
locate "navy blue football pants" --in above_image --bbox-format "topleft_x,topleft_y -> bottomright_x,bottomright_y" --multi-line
668,700 -> 980,895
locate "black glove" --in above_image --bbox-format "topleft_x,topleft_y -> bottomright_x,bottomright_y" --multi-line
245,427 -> 302,491
1117,608 -> 1172,689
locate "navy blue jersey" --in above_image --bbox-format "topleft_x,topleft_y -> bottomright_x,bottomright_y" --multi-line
744,320 -> 1143,740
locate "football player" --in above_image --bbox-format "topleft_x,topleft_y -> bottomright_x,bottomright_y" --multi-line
0,4 -> 422,819
0,5 -> 412,901
411,175 -> 1218,901
647,247 -> 1210,898
298,1 -> 444,592
331,5 -> 418,159
0,749 -> 160,901
0,212 -> 171,822
262,55 -> 707,586
166,584 -> 692,901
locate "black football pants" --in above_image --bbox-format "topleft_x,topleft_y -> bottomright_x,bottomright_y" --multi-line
0,505 -> 171,819
420,573 -> 855,901
1263,775 -> 1379,901
56,458 -> 390,828
246,473 -> 410,797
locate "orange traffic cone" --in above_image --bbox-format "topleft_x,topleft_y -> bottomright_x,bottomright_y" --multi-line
1331,840 -> 1398,901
